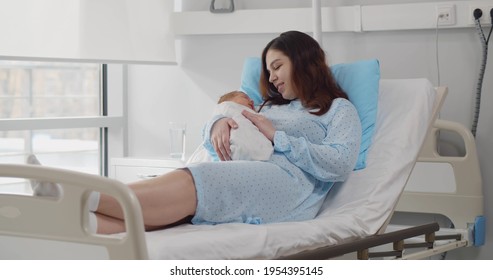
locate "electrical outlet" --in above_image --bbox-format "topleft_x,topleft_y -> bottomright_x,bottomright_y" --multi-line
469,5 -> 493,25
437,4 -> 456,26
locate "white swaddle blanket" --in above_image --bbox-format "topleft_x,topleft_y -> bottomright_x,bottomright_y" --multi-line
212,101 -> 273,161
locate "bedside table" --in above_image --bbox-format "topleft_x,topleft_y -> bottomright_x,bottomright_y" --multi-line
110,157 -> 185,183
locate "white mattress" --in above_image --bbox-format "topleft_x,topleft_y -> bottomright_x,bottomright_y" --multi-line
145,79 -> 437,259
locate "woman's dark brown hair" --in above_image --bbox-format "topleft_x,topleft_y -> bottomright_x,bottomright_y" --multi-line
259,30 -> 347,116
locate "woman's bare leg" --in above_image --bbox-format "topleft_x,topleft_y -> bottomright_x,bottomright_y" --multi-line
95,168 -> 197,233
96,213 -> 126,234
95,213 -> 193,234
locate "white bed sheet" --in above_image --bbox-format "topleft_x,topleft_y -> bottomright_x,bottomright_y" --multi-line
144,78 -> 438,260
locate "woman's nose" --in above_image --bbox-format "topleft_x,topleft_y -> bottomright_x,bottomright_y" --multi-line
269,73 -> 277,83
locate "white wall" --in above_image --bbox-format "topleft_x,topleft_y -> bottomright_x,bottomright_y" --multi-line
124,1 -> 492,259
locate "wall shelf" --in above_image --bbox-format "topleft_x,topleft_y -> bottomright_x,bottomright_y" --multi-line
172,6 -> 359,35
172,1 -> 492,35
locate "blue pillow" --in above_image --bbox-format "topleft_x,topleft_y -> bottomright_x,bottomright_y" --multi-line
239,57 -> 380,170
239,57 -> 264,106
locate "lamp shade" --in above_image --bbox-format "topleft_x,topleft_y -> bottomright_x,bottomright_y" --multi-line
0,0 -> 176,64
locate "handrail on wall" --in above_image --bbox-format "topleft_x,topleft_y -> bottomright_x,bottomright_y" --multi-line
210,0 -> 235,14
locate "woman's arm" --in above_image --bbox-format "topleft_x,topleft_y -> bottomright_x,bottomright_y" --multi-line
273,101 -> 362,182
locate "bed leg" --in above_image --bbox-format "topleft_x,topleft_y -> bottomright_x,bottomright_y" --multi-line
357,249 -> 369,260
393,240 -> 404,251
425,232 -> 435,245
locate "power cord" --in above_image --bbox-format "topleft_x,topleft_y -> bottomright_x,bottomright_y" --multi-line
435,13 -> 444,87
471,8 -> 492,137
435,13 -> 448,154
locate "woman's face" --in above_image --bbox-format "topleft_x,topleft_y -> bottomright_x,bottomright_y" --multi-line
265,49 -> 297,100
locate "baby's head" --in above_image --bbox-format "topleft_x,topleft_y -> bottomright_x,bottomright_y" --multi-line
218,91 -> 254,110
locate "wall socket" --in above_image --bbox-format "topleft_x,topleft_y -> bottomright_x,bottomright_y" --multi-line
437,4 -> 456,26
469,5 -> 493,25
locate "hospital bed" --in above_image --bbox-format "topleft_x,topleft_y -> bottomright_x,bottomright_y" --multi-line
0,78 -> 484,260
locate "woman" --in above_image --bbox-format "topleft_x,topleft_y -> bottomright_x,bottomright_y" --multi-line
32,31 -> 362,234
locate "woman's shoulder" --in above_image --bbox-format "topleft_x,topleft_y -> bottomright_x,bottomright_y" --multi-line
318,98 -> 359,122
332,97 -> 353,107
329,98 -> 357,113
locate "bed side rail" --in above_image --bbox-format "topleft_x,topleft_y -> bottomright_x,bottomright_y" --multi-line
396,118 -> 484,243
0,164 -> 148,259
278,222 -> 466,260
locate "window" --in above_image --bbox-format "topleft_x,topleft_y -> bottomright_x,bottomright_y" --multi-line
0,61 -> 121,194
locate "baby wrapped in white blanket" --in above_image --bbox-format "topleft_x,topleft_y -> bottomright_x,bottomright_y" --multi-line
208,91 -> 273,161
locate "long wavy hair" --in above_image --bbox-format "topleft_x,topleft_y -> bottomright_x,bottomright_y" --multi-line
259,30 -> 347,116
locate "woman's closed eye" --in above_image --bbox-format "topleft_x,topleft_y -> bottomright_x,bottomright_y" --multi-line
272,64 -> 281,71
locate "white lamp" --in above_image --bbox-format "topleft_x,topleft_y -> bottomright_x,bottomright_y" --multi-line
312,0 -> 322,47
0,0 -> 176,64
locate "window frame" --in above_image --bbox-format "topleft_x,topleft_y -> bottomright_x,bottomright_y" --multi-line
0,63 -> 126,177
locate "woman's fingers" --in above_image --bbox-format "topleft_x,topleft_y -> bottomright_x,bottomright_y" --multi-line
211,118 -> 237,161
215,133 -> 230,161
242,110 -> 275,141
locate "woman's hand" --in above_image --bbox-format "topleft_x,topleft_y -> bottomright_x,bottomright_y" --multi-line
242,110 -> 276,142
211,117 -> 238,161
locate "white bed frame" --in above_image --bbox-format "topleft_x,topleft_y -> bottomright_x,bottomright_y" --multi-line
387,118 -> 484,259
0,165 -> 148,259
390,119 -> 485,255
290,114 -> 485,260
397,118 -> 484,232
277,84 -> 484,260
0,82 -> 484,260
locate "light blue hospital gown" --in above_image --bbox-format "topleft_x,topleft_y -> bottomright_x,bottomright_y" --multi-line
187,98 -> 361,225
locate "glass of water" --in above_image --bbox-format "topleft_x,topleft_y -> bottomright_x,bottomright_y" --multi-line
169,122 -> 186,160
